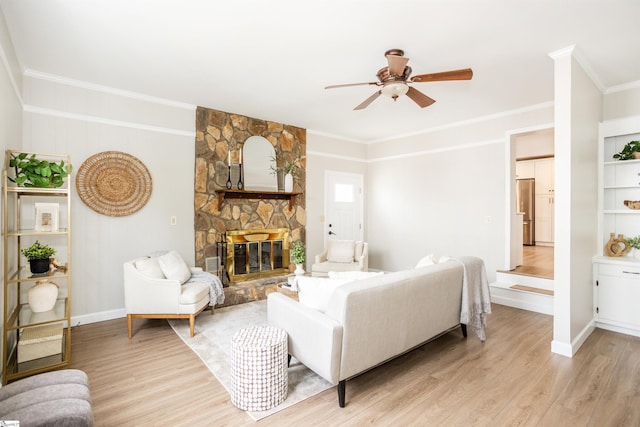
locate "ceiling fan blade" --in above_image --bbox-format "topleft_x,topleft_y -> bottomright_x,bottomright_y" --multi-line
354,91 -> 382,110
387,55 -> 409,76
325,82 -> 379,89
406,86 -> 436,108
410,68 -> 473,83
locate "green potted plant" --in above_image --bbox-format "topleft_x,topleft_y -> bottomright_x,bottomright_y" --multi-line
21,240 -> 57,274
613,140 -> 640,160
9,152 -> 72,188
626,235 -> 640,260
291,240 -> 306,275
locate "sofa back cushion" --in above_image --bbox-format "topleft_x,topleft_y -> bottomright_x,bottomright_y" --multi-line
158,250 -> 191,284
134,257 -> 165,279
327,240 -> 355,263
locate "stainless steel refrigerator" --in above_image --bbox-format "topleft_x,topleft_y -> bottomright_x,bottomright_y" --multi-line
516,178 -> 535,245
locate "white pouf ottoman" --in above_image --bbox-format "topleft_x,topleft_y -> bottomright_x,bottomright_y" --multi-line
230,325 -> 288,411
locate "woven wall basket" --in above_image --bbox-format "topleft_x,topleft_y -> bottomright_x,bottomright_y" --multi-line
75,151 -> 152,217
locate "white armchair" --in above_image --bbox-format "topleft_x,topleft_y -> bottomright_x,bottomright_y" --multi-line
123,251 -> 213,338
311,240 -> 368,276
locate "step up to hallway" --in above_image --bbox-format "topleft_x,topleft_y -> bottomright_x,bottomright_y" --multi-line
490,271 -> 554,315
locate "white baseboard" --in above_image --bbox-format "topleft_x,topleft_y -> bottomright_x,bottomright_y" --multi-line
71,308 -> 126,327
551,320 -> 596,358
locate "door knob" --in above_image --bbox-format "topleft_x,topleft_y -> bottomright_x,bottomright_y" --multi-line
328,231 -> 337,236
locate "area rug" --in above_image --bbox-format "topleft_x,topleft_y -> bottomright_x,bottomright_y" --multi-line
168,299 -> 333,421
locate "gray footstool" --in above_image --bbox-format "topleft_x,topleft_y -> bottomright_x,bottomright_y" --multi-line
0,369 -> 94,426
230,325 -> 288,411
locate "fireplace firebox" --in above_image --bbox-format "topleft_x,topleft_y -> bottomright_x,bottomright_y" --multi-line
225,228 -> 290,282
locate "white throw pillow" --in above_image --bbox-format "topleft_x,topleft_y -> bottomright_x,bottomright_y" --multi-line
415,254 -> 437,268
158,250 -> 191,284
134,257 -> 166,279
327,240 -> 355,263
297,276 -> 351,312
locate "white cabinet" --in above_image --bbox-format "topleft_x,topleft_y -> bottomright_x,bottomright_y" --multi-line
593,116 -> 640,337
515,160 -> 534,179
534,158 -> 555,195
593,258 -> 640,336
535,194 -> 554,244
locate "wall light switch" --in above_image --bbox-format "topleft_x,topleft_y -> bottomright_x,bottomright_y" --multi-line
485,216 -> 492,224
170,216 -> 177,225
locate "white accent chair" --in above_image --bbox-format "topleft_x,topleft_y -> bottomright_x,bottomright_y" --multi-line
123,251 -> 212,338
311,240 -> 368,276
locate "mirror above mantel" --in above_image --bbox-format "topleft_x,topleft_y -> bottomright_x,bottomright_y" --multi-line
243,136 -> 277,191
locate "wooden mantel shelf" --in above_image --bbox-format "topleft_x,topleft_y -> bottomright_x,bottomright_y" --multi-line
215,189 -> 302,209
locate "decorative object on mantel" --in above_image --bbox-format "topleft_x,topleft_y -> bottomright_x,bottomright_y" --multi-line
27,279 -> 59,313
291,240 -> 306,275
75,151 -> 152,217
624,200 -> 640,210
625,235 -> 640,260
604,232 -> 632,257
612,140 -> 640,160
21,240 -> 57,274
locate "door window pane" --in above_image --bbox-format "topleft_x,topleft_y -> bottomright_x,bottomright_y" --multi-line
335,184 -> 353,202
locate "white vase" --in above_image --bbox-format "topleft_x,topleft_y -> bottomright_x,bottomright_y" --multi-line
634,248 -> 640,260
284,173 -> 293,192
27,279 -> 59,313
294,263 -> 305,275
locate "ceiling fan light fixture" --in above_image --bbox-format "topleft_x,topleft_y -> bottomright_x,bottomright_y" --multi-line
381,82 -> 409,99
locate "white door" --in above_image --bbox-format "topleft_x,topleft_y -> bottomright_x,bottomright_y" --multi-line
324,171 -> 363,243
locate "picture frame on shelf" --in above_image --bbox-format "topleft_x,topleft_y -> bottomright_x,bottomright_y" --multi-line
34,203 -> 59,232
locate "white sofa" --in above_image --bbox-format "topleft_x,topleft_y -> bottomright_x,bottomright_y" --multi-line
311,240 -> 368,276
268,260 -> 472,407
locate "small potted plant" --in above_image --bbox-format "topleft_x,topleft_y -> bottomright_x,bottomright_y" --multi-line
613,140 -> 640,160
626,236 -> 640,260
291,240 -> 306,275
21,240 -> 57,274
9,152 -> 72,188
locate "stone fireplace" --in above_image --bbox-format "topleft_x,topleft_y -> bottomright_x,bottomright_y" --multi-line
194,107 -> 306,306
225,228 -> 290,282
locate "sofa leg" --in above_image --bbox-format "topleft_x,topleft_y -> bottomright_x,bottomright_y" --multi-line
210,305 -> 215,315
189,315 -> 195,337
288,354 -> 292,367
461,324 -> 467,338
338,380 -> 346,408
127,314 -> 133,339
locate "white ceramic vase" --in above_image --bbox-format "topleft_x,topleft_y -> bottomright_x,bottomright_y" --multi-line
634,248 -> 640,260
284,173 -> 293,192
294,263 -> 305,275
27,279 -> 59,313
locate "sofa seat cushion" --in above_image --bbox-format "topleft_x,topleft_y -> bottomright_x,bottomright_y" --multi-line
2,398 -> 94,427
180,281 -> 209,305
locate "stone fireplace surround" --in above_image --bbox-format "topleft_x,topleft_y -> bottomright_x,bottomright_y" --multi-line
194,107 -> 306,307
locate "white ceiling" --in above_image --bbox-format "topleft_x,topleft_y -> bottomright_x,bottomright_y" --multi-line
2,0 -> 640,142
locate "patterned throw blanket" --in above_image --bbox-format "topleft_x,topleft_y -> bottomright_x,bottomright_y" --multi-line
188,271 -> 225,306
444,256 -> 492,341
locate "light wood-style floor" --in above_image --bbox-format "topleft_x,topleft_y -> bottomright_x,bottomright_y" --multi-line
512,245 -> 554,279
70,303 -> 640,426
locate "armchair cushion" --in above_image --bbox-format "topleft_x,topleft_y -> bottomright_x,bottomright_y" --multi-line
327,240 -> 355,263
134,257 -> 165,279
158,250 -> 191,284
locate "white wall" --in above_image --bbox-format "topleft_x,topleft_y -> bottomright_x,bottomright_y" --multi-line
603,86 -> 640,120
550,47 -> 601,357
21,73 -> 196,324
515,128 -> 554,158
306,132 -> 367,271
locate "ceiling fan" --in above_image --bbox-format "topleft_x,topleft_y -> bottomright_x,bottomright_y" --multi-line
325,49 -> 473,110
